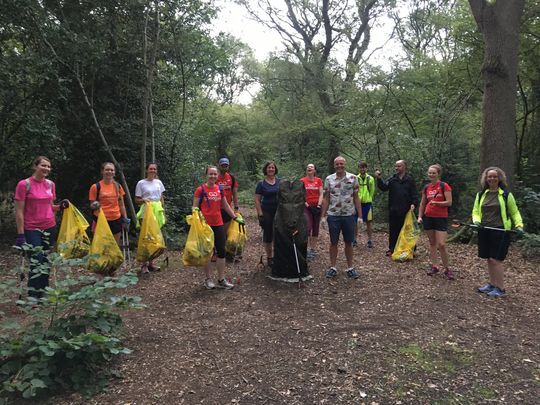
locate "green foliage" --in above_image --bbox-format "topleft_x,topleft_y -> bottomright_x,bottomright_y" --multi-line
0,249 -> 143,401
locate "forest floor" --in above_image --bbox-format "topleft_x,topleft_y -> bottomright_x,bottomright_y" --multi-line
4,207 -> 540,404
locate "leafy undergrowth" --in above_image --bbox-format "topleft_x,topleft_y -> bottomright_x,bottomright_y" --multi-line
1,207 -> 538,404
0,252 -> 142,404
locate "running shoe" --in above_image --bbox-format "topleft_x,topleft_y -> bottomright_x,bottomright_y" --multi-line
326,267 -> 338,278
204,278 -> 215,290
427,265 -> 439,276
487,287 -> 506,298
217,279 -> 234,290
346,267 -> 359,279
443,268 -> 455,281
140,264 -> 150,275
148,262 -> 161,272
367,240 -> 373,248
477,283 -> 495,294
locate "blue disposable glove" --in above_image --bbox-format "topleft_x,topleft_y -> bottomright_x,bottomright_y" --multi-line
122,217 -> 131,229
15,234 -> 26,247
515,227 -> 525,236
473,221 -> 482,228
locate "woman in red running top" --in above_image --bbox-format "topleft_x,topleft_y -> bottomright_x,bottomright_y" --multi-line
300,163 -> 323,259
193,166 -> 244,290
417,164 -> 453,279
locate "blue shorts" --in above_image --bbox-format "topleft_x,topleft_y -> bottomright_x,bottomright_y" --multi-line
327,215 -> 356,245
354,203 -> 373,223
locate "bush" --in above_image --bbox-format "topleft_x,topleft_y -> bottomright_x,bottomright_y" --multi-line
0,247 -> 143,401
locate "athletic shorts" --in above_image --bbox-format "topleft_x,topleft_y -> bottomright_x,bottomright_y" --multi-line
92,215 -> 122,235
211,225 -> 226,259
262,208 -> 277,243
478,227 -> 510,261
423,216 -> 448,232
221,209 -> 233,224
108,218 -> 123,235
327,215 -> 356,245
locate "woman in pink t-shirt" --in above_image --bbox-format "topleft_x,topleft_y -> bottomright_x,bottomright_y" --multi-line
417,164 -> 453,280
300,163 -> 323,259
14,156 -> 66,299
192,166 -> 243,291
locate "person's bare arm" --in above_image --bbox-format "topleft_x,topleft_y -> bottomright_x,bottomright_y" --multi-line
320,190 -> 330,217
418,193 -> 427,223
255,194 -> 263,217
15,200 -> 25,234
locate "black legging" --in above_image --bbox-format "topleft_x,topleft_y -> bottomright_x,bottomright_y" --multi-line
389,213 -> 407,252
210,225 -> 226,259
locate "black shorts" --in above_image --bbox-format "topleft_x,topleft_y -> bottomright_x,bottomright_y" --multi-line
94,215 -> 122,235
478,227 -> 510,261
262,208 -> 277,243
423,216 -> 448,231
221,209 -> 233,224
108,218 -> 123,235
211,225 -> 226,259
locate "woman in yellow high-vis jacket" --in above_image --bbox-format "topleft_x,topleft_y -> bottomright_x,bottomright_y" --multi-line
472,167 -> 524,298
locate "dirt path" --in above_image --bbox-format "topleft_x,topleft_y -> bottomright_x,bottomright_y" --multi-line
53,208 -> 538,404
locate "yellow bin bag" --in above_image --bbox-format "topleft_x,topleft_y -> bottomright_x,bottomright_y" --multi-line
392,210 -> 421,262
182,209 -> 214,267
137,202 -> 166,263
225,212 -> 247,255
57,204 -> 91,259
87,209 -> 124,274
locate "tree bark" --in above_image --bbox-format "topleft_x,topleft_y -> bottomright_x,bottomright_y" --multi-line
141,1 -> 160,178
468,0 -> 525,184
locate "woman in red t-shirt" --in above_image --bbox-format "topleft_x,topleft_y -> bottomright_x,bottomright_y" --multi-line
418,164 -> 453,279
300,163 -> 324,259
193,166 -> 243,290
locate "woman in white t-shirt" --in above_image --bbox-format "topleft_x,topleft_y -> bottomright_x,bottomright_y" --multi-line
135,163 -> 166,272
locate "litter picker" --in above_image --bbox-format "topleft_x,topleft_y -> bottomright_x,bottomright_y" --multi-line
451,221 -> 520,233
256,226 -> 265,272
292,230 -> 305,289
229,221 -> 246,284
15,248 -> 26,301
121,226 -> 131,271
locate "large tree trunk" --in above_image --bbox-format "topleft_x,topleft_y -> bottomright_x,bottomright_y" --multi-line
468,0 -> 525,184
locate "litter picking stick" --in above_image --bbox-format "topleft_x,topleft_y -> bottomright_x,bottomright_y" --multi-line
122,228 -> 131,269
229,225 -> 243,282
256,227 -> 265,271
452,221 -> 518,233
292,230 -> 304,289
17,252 -> 25,301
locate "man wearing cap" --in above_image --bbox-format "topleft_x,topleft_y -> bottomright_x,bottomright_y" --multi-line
217,157 -> 239,233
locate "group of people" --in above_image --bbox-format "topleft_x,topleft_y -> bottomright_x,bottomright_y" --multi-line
14,154 -> 524,300
14,157 -> 167,298
254,156 -> 524,298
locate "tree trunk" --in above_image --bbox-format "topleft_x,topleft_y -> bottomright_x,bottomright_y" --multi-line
141,1 -> 160,178
39,34 -> 138,221
468,0 -> 525,185
73,71 -> 138,222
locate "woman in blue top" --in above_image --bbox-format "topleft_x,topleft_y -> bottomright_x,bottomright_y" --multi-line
255,160 -> 280,267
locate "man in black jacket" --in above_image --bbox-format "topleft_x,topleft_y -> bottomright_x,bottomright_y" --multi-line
374,160 -> 418,255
